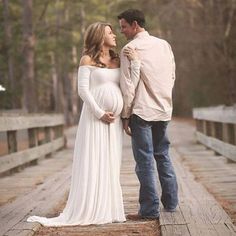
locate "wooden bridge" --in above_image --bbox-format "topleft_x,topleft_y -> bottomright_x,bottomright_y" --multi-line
0,107 -> 236,236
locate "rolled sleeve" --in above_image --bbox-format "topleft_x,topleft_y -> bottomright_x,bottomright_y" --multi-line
120,48 -> 141,118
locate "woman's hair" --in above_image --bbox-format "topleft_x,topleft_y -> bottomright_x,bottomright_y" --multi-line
83,22 -> 118,67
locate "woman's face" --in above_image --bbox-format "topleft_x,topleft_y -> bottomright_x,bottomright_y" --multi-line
103,26 -> 116,47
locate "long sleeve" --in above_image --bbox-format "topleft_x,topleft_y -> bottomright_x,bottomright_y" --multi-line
120,49 -> 141,118
78,66 -> 105,119
167,42 -> 176,81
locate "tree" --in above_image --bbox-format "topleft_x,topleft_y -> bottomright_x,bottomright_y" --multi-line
0,0 -> 235,119
22,0 -> 37,112
2,0 -> 16,108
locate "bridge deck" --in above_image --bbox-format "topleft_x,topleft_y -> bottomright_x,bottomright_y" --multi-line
0,119 -> 235,236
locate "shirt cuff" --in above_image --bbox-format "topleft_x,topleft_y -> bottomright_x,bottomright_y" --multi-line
121,107 -> 132,119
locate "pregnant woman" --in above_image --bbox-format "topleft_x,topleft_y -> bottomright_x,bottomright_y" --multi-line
27,22 -> 140,226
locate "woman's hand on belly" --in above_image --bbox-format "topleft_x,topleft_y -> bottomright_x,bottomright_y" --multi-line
100,112 -> 115,124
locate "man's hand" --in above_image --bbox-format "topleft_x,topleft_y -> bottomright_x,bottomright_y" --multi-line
100,112 -> 115,124
122,118 -> 131,136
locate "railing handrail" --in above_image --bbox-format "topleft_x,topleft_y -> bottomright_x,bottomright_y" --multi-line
0,113 -> 64,132
193,105 -> 236,124
0,113 -> 65,175
192,105 -> 236,162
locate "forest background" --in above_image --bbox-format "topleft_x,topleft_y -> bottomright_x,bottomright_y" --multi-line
1,0 -> 235,125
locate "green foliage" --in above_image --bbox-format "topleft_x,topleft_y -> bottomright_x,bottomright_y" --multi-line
0,0 -> 235,115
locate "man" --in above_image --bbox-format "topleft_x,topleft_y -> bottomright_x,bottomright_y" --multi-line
118,9 -> 178,220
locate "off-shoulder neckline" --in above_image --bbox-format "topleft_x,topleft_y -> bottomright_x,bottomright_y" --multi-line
79,65 -> 120,70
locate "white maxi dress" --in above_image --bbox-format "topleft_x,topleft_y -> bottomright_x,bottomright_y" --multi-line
27,61 -> 140,226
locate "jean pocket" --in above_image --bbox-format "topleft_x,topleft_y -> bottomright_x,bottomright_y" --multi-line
132,114 -> 149,127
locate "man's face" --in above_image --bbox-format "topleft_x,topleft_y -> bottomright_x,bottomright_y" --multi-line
119,18 -> 136,40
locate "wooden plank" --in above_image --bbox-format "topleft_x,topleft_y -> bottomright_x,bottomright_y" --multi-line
1,132 -> 161,236
176,158 -> 231,224
0,165 -> 71,235
160,148 -> 234,236
0,137 -> 64,174
193,106 -> 236,124
161,225 -> 190,236
213,223 -> 236,235
168,119 -> 236,233
187,222 -> 219,236
0,114 -> 64,132
196,131 -> 236,162
3,229 -> 35,236
160,205 -> 186,225
2,121 -> 235,236
177,140 -> 236,226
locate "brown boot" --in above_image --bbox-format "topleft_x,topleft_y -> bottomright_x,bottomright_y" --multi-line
126,214 -> 159,221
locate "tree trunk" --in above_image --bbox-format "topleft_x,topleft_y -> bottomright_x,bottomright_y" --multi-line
79,4 -> 86,40
22,0 -> 37,112
71,45 -> 80,123
77,4 -> 86,119
224,0 -> 236,104
2,0 -> 17,108
50,52 -> 58,111
50,52 -> 64,113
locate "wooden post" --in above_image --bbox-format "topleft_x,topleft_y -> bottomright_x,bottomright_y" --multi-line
28,128 -> 38,148
215,122 -> 223,141
227,123 -> 235,145
210,122 -> 216,138
206,121 -> 211,136
196,119 -> 203,132
45,127 -> 52,158
225,123 -> 235,163
37,128 -> 45,145
45,127 -> 52,143
7,131 -> 17,154
222,123 -> 230,143
202,120 -> 207,135
234,124 -> 236,145
54,125 -> 62,139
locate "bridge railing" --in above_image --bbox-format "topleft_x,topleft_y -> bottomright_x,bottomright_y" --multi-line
0,113 -> 65,175
193,105 -> 236,162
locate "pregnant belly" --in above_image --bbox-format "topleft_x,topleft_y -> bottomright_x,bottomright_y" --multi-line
93,85 -> 123,116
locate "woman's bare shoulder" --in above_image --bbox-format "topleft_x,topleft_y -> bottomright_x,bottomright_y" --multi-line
79,55 -> 94,66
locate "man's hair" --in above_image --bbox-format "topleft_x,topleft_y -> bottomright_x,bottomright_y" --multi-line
117,9 -> 145,28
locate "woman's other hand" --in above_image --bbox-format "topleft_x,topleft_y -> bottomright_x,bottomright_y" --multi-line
100,112 -> 115,124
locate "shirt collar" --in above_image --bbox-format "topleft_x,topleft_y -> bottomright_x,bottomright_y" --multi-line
134,31 -> 149,39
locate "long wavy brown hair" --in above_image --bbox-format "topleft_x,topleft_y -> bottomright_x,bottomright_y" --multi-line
83,22 -> 119,68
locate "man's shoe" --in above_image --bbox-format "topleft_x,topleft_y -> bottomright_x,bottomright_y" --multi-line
126,214 -> 159,221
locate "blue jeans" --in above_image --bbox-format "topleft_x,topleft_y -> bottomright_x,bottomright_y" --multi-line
130,114 -> 178,217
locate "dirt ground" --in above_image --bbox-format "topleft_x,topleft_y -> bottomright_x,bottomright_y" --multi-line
35,221 -> 160,236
